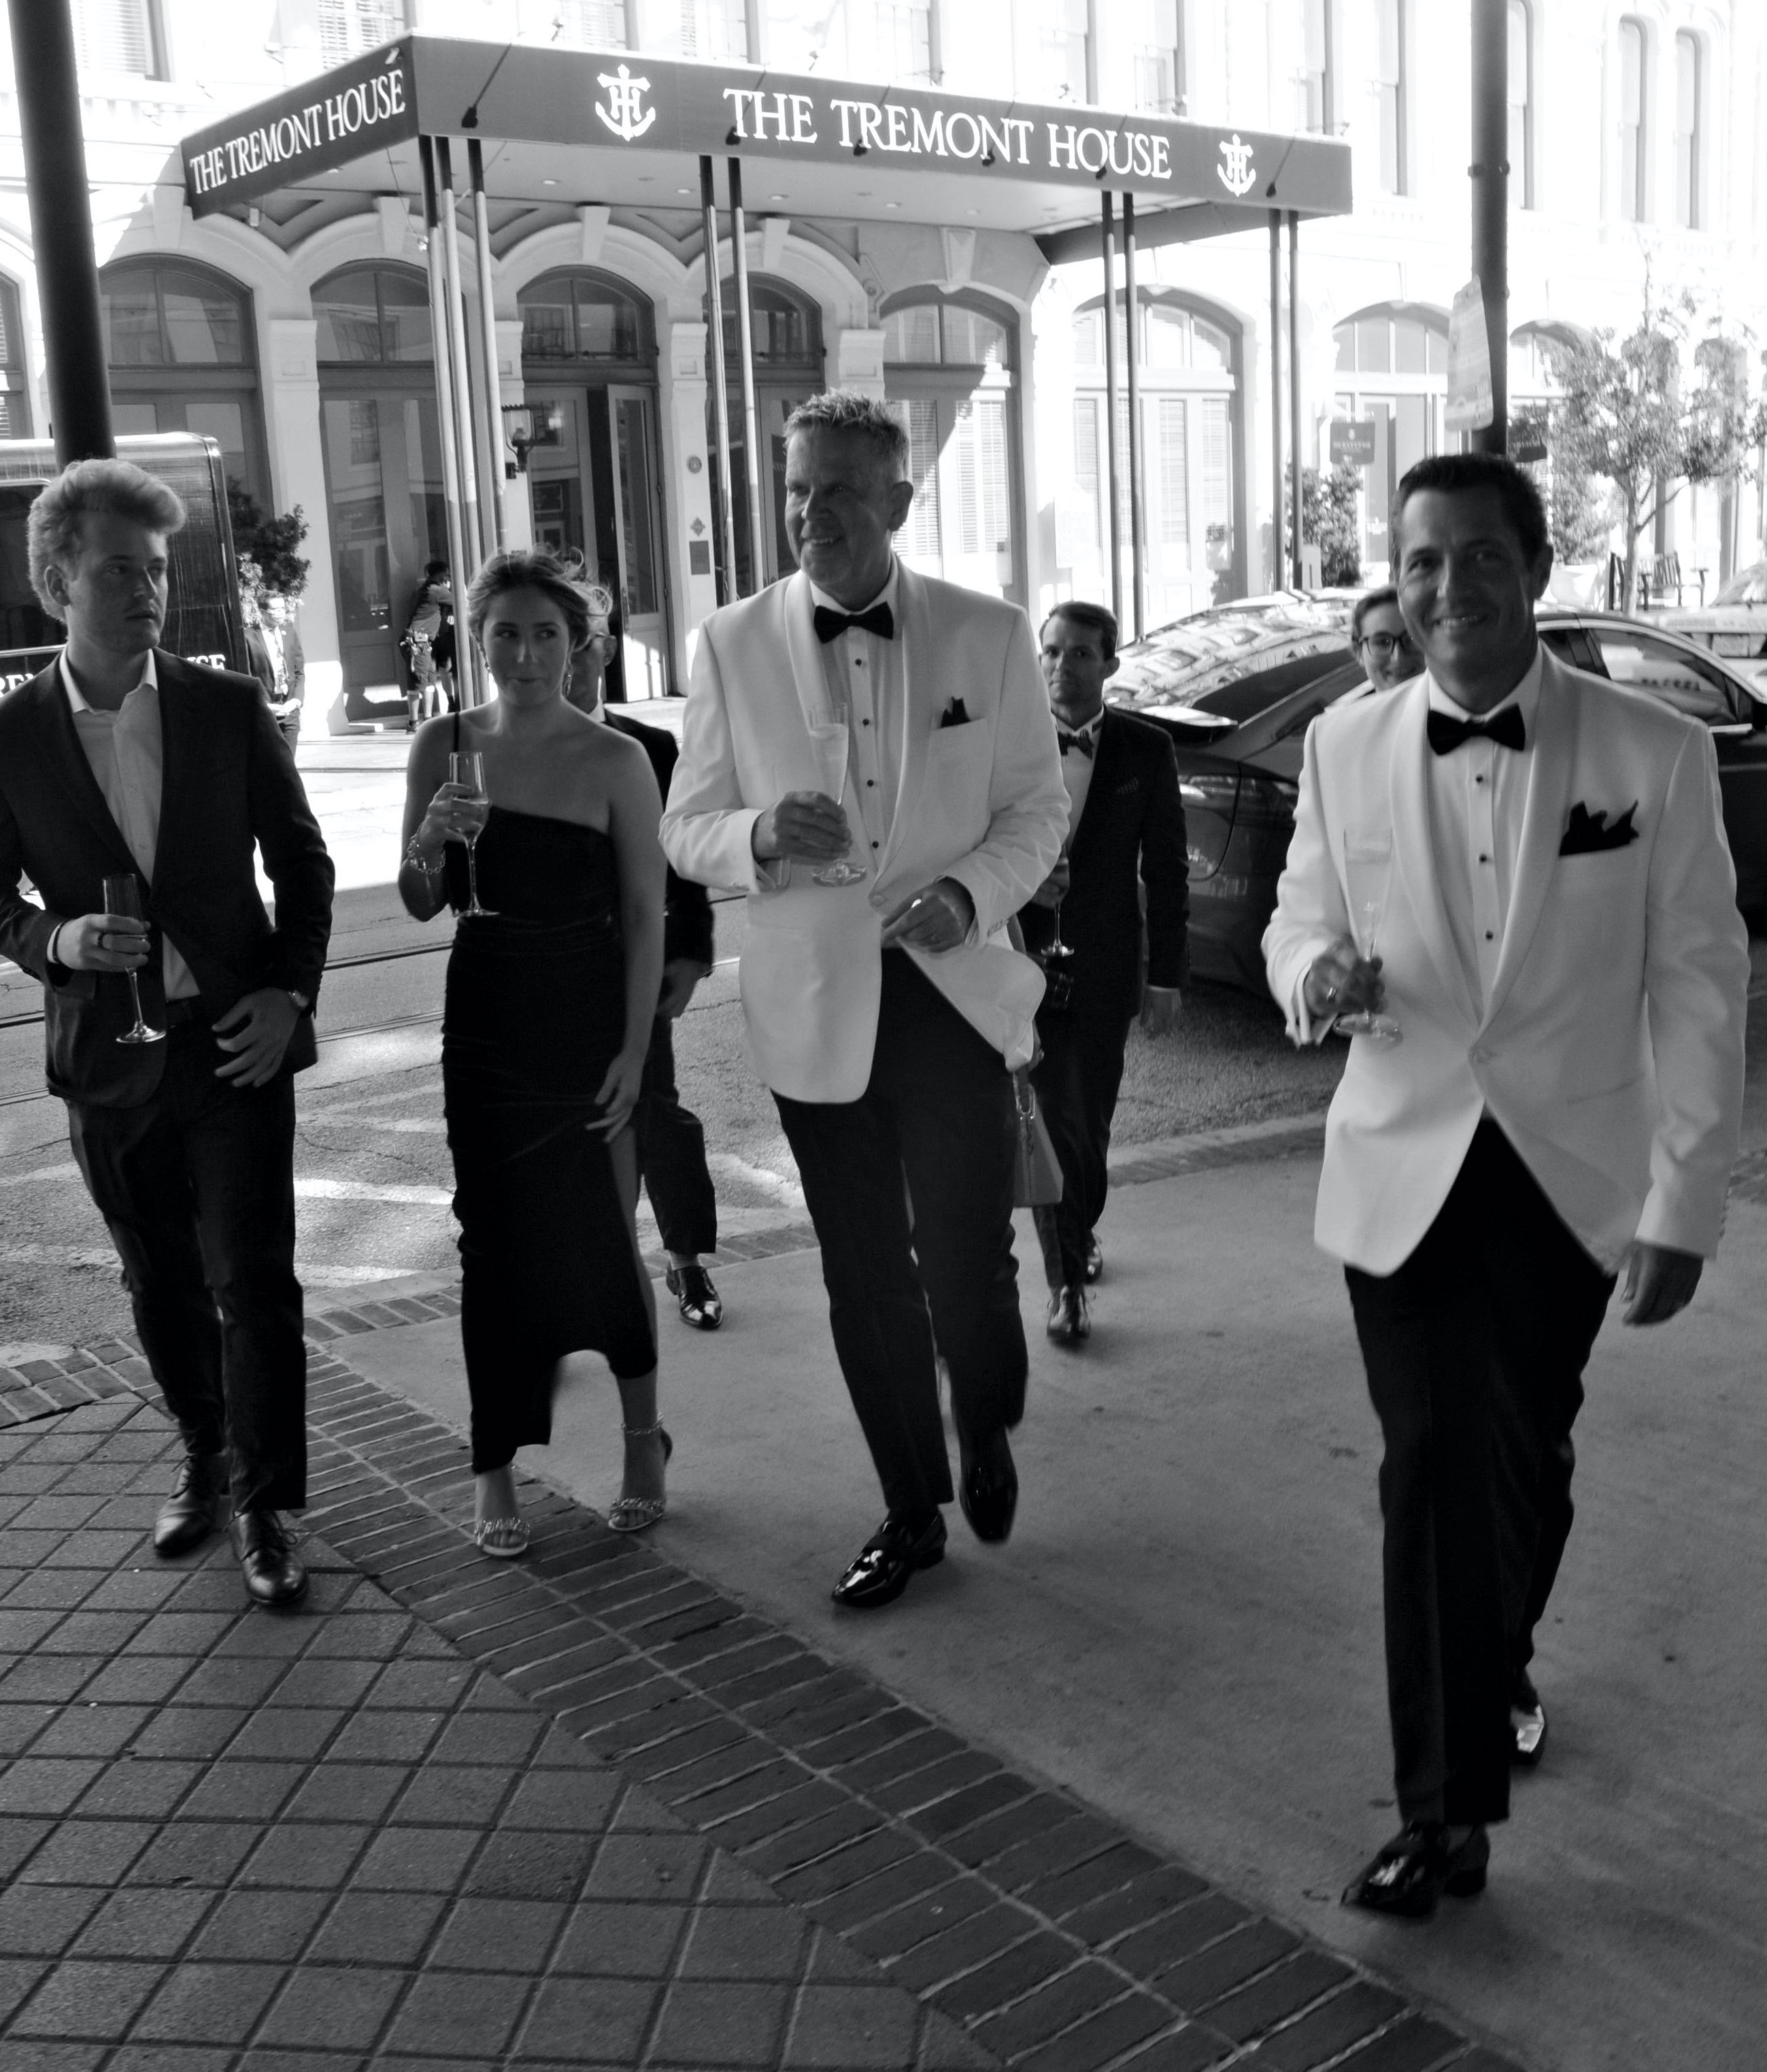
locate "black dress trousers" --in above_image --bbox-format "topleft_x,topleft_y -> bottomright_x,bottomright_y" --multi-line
635,1018 -> 719,1260
1030,1001 -> 1134,1290
67,1018 -> 307,1514
1345,1117 -> 1615,1826
774,950 -> 1028,1516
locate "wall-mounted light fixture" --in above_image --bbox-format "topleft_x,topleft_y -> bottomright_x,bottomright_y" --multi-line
501,399 -> 562,477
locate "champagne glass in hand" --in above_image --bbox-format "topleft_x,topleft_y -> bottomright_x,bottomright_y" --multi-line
806,722 -> 867,886
1041,847 -> 1076,1009
1337,835 -> 1402,1044
101,873 -> 165,1046
447,751 -> 498,917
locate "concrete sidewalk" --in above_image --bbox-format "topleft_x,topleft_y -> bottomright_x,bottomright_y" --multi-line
333,1141 -> 1767,2072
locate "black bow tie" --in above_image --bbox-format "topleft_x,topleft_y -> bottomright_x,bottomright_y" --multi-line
813,601 -> 894,644
1427,704 -> 1526,756
1056,729 -> 1097,761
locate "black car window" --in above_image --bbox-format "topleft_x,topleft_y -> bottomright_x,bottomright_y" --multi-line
1539,624 -> 1601,674
1189,648 -> 1356,724
1585,626 -> 1743,726
1269,659 -> 1373,740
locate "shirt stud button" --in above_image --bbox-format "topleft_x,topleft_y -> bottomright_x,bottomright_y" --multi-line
1484,930 -> 1494,940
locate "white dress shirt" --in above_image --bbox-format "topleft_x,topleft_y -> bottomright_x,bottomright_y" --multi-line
1424,648 -> 1543,1014
807,562 -> 905,866
57,649 -> 198,999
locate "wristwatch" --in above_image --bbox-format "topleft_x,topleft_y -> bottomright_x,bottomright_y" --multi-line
287,989 -> 311,1015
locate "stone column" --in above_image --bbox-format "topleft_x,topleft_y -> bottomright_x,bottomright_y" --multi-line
664,316 -> 719,676
494,318 -> 533,554
262,316 -> 343,732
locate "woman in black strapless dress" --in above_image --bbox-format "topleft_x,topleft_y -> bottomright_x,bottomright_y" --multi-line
397,550 -> 667,1557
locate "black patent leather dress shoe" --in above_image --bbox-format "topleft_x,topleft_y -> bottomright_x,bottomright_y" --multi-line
831,1511 -> 947,1609
958,1429 -> 1017,1544
154,1451 -> 229,1557
1343,1822 -> 1490,1919
666,1262 -> 723,1331
1511,1671 -> 1547,1767
1046,1285 -> 1090,1345
1083,1235 -> 1104,1284
233,1509 -> 309,1609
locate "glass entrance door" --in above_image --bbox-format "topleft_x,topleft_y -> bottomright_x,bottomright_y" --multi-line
319,389 -> 445,721
888,386 -> 1020,605
609,386 -> 667,700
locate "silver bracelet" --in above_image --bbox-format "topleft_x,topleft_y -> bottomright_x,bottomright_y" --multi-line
403,834 -> 444,877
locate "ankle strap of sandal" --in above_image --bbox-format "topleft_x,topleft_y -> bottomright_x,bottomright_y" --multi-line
622,1420 -> 662,1438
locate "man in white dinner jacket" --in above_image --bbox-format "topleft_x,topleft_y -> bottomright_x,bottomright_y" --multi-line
1264,451 -> 1748,1918
662,391 -> 1068,1610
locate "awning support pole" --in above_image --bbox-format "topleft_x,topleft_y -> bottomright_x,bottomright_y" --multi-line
1470,0 -> 1509,454
468,137 -> 506,556
701,154 -> 738,607
1101,193 -> 1122,629
1288,211 -> 1304,588
1123,191 -> 1145,642
728,157 -> 768,597
420,136 -> 474,706
9,0 -> 110,463
435,141 -> 484,597
1268,213 -> 1283,590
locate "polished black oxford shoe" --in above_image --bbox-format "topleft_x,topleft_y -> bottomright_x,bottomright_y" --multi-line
153,1451 -> 229,1557
958,1428 -> 1017,1544
1343,1821 -> 1490,1919
233,1509 -> 308,1609
831,1510 -> 947,1609
1083,1235 -> 1104,1284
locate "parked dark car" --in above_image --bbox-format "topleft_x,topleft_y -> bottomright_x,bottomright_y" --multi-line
1107,597 -> 1767,994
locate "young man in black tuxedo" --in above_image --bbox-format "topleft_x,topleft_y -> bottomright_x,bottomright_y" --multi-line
1018,603 -> 1188,1343
565,602 -> 724,1331
0,460 -> 333,1607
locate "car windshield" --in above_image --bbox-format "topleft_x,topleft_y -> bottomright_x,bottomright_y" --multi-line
1109,595 -> 1355,716
1713,563 -> 1767,607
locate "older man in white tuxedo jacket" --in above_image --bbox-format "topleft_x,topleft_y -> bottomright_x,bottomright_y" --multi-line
663,391 -> 1067,1610
1265,452 -> 1748,1918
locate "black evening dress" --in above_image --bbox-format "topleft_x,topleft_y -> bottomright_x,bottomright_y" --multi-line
441,805 -> 655,1473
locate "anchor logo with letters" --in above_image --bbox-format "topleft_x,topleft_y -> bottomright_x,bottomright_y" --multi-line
596,63 -> 657,144
1217,133 -> 1256,197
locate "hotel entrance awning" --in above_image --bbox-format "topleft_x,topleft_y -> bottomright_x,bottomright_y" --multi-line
180,39 -> 1351,656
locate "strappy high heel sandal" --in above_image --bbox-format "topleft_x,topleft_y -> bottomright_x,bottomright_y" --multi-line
472,1514 -> 530,1560
609,1422 -> 673,1534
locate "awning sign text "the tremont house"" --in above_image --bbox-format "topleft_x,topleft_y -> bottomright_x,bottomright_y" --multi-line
181,37 -> 1350,220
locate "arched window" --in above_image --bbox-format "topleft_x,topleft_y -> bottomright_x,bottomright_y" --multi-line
1332,303 -> 1448,573
0,278 -> 31,439
884,291 -> 1024,607
1619,18 -> 1649,222
1508,1 -> 1534,209
100,259 -> 267,503
1068,290 -> 1241,618
520,271 -> 654,365
707,278 -> 822,373
1675,32 -> 1702,229
312,264 -> 445,720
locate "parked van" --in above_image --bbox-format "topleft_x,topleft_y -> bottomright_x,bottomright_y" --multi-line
0,433 -> 246,692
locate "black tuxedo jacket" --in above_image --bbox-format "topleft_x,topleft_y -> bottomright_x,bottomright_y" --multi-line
1018,707 -> 1189,1018
0,652 -> 335,1107
603,707 -> 715,971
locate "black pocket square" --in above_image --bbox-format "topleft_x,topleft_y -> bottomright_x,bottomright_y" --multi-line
939,699 -> 971,729
1560,801 -> 1640,855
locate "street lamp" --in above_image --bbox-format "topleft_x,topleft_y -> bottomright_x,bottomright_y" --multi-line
501,401 -> 560,477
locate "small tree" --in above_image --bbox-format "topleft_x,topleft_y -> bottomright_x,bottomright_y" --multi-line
226,482 -> 310,603
1545,276 -> 1765,606
1285,461 -> 1362,588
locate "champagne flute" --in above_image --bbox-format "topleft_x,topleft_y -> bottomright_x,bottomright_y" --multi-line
806,720 -> 867,886
1337,835 -> 1402,1044
1041,846 -> 1077,1010
448,750 -> 497,918
101,873 -> 165,1046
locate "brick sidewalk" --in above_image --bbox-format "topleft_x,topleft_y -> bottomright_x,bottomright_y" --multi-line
0,1322 -> 1528,2072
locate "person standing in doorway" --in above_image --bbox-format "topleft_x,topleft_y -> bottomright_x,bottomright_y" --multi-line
663,390 -> 1067,1610
1264,452 -> 1748,1916
1017,602 -> 1188,1345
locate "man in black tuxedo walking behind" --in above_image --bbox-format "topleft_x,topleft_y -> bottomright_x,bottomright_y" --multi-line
0,460 -> 333,1606
1019,603 -> 1188,1344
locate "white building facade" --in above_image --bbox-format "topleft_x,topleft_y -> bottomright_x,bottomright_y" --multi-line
1,0 -> 1763,726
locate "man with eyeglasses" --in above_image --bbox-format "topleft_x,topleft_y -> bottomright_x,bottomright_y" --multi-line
1351,586 -> 1423,693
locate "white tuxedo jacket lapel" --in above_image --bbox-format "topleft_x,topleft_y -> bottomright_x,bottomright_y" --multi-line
1387,682 -> 1479,1031
877,565 -> 935,887
1481,652 -> 1577,1030
781,572 -> 826,750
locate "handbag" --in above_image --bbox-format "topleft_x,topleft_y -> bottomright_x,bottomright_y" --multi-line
1011,1067 -> 1064,1207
